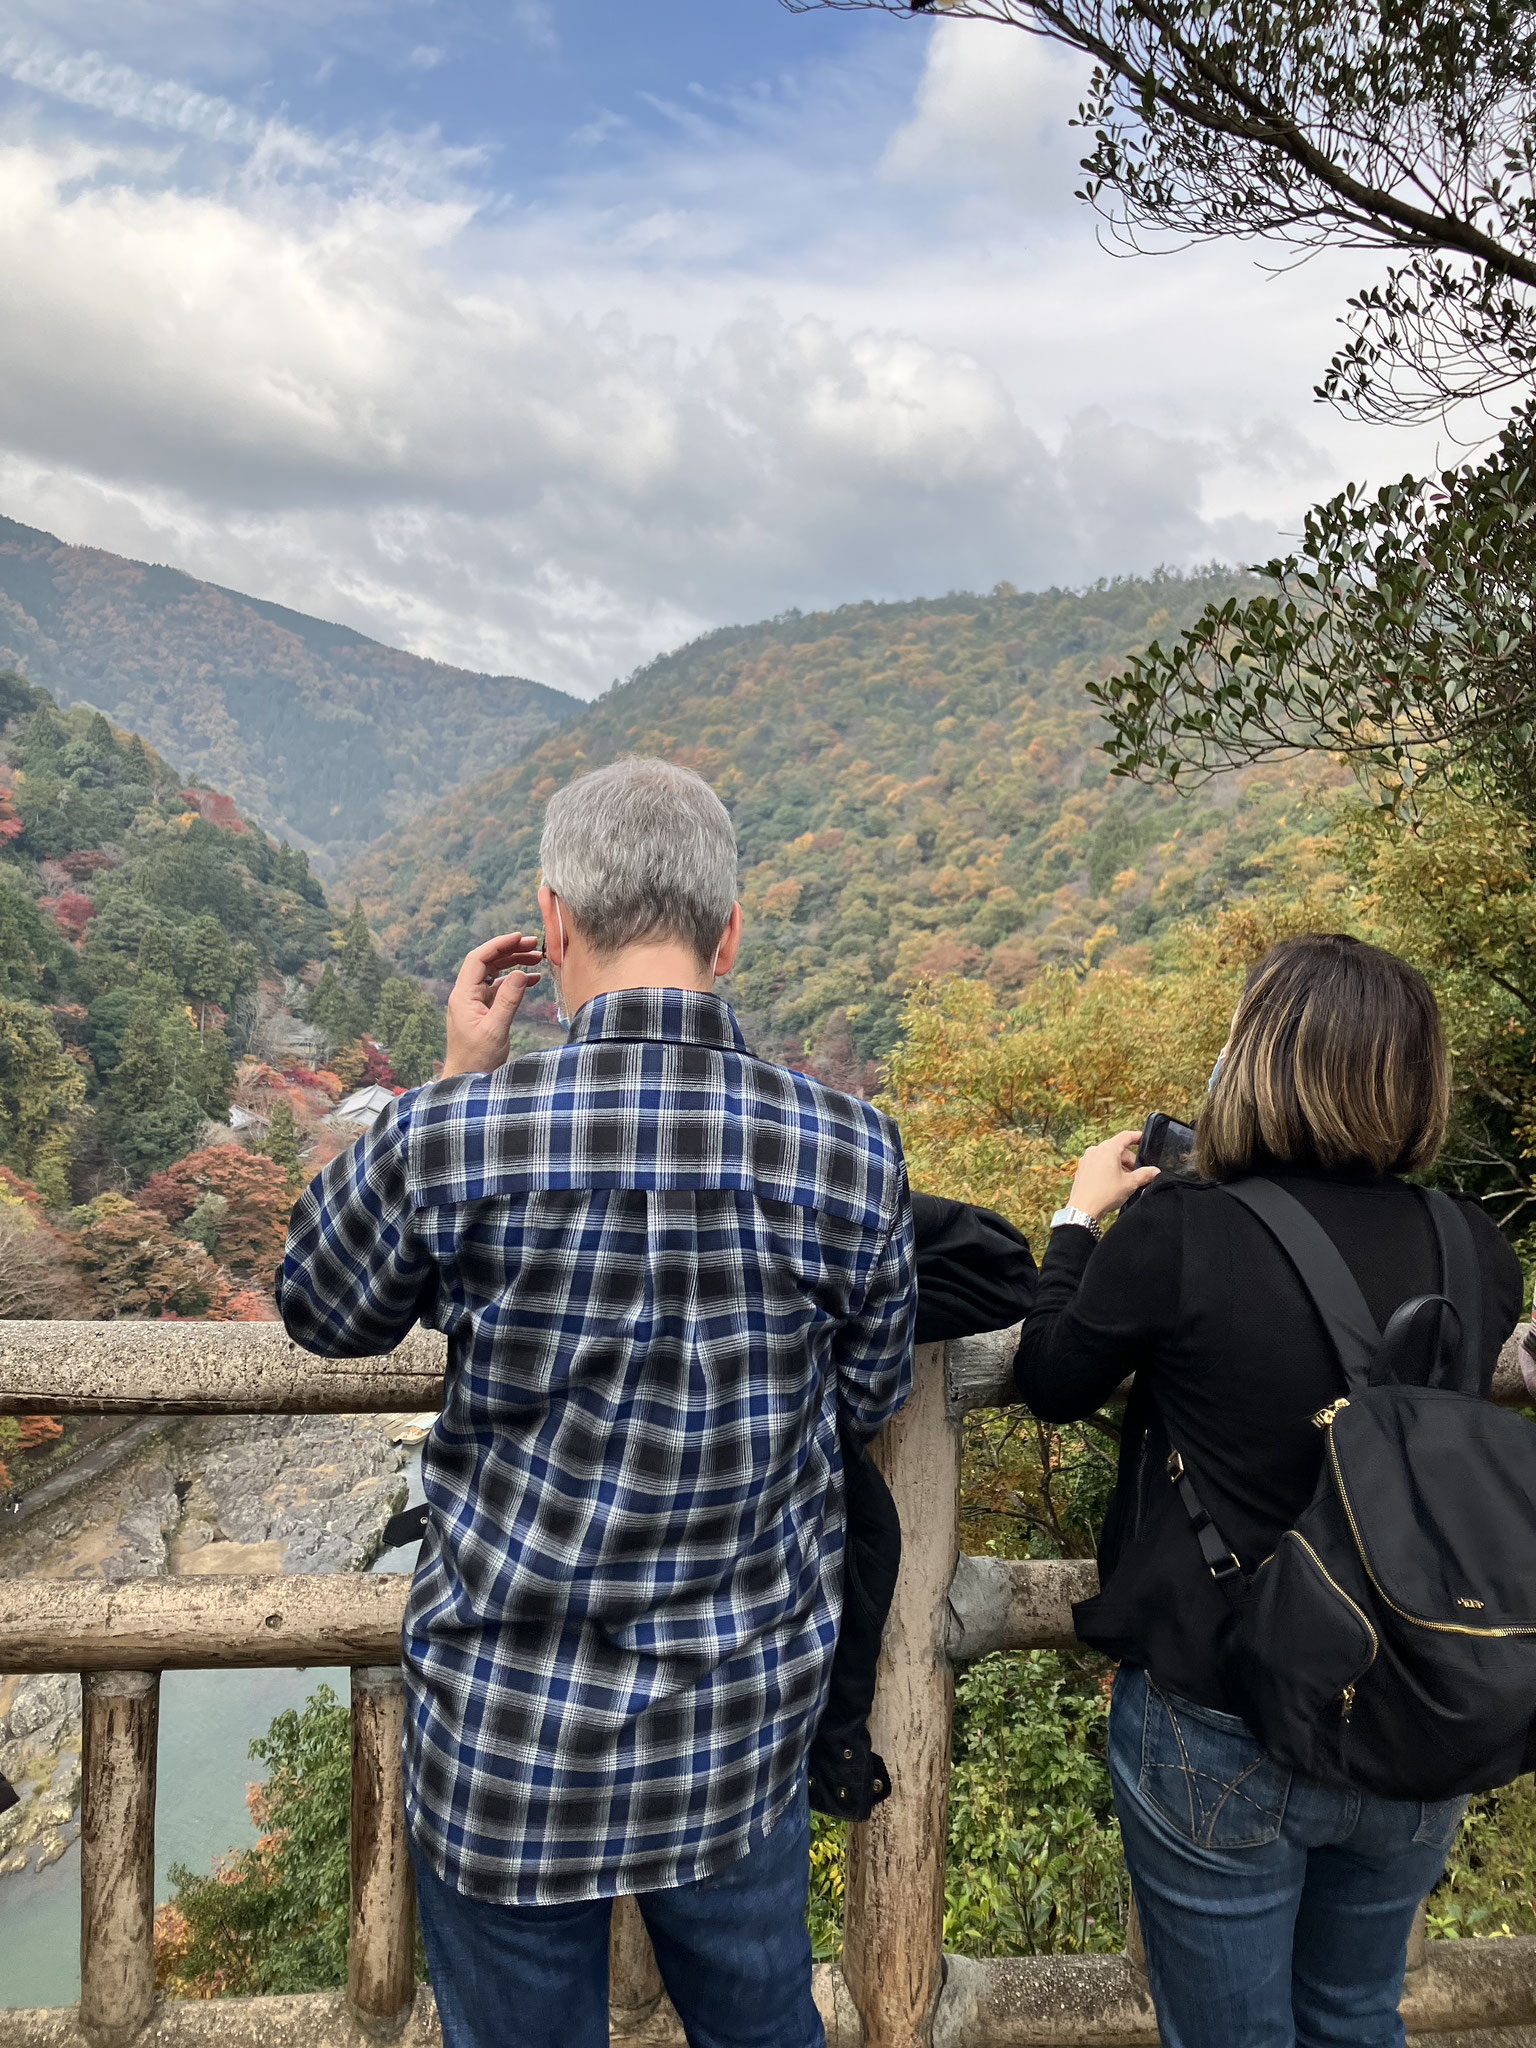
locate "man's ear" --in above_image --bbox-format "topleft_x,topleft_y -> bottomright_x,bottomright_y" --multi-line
713,903 -> 743,979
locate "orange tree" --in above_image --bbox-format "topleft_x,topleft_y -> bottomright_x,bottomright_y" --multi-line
66,1195 -> 228,1319
137,1145 -> 294,1276
882,888 -> 1348,1558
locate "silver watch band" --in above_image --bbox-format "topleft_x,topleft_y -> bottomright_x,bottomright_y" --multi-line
1050,1205 -> 1103,1242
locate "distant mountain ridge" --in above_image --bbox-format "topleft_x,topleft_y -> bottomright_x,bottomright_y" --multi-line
0,515 -> 578,859
349,572 -> 1345,1076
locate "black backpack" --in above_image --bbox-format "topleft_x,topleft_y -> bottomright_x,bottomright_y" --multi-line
1165,1177 -> 1536,1802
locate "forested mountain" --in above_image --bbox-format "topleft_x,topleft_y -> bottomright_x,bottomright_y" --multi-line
0,516 -> 577,858
0,673 -> 451,1396
350,572 -> 1345,1079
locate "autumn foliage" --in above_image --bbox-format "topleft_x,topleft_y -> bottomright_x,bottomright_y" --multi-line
137,1145 -> 294,1276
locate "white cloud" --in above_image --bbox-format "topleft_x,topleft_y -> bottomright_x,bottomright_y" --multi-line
0,14 -> 1454,697
883,16 -> 1089,204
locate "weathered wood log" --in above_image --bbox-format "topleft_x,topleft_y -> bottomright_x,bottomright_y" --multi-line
347,1667 -> 417,2039
0,1575 -> 408,1673
79,1671 -> 159,2048
0,1321 -> 447,1416
1,1314 -> 1522,1422
945,1327 -> 1021,1417
609,1896 -> 667,2032
945,1555 -> 1101,1663
843,1342 -> 959,2048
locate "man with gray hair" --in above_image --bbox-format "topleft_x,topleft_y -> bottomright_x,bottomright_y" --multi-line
277,757 -> 915,2048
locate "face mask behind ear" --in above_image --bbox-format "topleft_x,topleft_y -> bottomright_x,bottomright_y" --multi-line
552,897 -> 571,1030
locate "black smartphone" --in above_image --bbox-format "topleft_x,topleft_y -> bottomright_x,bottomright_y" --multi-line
1136,1111 -> 1197,1177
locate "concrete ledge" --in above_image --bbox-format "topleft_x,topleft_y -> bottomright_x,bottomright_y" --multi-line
929,1939 -> 1536,2046
0,1323 -> 446,1417
8,1945 -> 1533,2048
0,1967 -> 861,2048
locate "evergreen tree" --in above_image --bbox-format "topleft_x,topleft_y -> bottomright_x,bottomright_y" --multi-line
0,999 -> 86,1205
180,915 -> 236,1009
259,1102 -> 304,1188
336,902 -> 386,1020
388,1007 -> 443,1089
374,976 -> 445,1088
106,989 -> 230,1180
305,963 -> 367,1049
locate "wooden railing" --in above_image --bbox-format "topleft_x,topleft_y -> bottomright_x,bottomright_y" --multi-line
2,1320 -> 1534,2048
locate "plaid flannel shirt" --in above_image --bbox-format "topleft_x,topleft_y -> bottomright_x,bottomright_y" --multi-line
276,988 -> 914,1904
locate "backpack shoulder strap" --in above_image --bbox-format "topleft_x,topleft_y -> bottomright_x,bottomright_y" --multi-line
1423,1190 -> 1484,1393
1221,1178 -> 1380,1394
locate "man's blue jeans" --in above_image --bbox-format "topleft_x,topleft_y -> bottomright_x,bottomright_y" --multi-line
410,1782 -> 825,2048
1109,1665 -> 1466,2048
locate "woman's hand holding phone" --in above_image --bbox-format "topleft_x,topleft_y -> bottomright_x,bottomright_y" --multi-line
1068,1129 -> 1162,1223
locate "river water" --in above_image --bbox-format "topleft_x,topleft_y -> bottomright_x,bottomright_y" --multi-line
0,1458 -> 424,2010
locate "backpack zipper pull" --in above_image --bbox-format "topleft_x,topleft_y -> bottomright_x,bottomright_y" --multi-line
1340,1684 -> 1355,1720
1313,1398 -> 1350,1430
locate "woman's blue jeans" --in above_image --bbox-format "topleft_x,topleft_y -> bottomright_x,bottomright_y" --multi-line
1108,1665 -> 1465,2048
410,1781 -> 824,2048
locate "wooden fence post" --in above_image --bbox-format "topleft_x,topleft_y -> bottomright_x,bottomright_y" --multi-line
348,1665 -> 417,2037
842,1342 -> 961,2048
609,1895 -> 666,2032
79,1669 -> 159,2047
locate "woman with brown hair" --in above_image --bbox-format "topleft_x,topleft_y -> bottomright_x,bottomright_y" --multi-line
1015,933 -> 1523,2048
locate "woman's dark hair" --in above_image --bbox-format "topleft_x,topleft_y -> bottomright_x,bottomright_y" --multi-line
1195,933 -> 1450,1181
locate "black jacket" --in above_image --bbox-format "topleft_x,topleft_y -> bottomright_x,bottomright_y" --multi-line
806,1193 -> 1036,1817
1014,1170 -> 1523,1713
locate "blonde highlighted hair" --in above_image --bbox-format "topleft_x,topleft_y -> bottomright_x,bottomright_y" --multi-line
1196,934 -> 1450,1182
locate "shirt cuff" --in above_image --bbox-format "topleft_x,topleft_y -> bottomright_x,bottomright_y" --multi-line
1041,1223 -> 1098,1281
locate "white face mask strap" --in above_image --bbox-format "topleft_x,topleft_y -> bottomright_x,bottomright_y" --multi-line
550,895 -> 571,1028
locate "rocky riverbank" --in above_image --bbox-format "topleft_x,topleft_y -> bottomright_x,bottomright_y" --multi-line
0,1415 -> 412,1880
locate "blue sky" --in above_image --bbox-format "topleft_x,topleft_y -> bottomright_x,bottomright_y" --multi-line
0,0 -> 1439,694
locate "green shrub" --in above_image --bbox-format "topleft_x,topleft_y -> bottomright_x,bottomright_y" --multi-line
158,1685 -> 354,1996
1430,1776 -> 1536,1938
808,1649 -> 1126,1963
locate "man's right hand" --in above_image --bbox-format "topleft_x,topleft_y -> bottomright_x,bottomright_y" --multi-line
442,933 -> 546,1077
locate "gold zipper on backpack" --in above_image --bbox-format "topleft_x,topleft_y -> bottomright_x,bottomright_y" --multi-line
1313,1398 -> 1350,1430
1325,1432 -> 1536,1639
1284,1531 -> 1379,1667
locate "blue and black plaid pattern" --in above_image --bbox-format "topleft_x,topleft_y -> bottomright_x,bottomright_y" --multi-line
277,988 -> 914,1904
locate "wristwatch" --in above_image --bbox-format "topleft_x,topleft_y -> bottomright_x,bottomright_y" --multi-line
1050,1205 -> 1103,1242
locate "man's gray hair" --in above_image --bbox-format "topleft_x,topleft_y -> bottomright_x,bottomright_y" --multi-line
540,757 -> 738,966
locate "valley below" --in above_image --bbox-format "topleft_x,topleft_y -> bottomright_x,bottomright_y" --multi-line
0,1413 -> 420,2008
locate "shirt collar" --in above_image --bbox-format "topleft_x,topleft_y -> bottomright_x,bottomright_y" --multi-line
566,987 -> 752,1055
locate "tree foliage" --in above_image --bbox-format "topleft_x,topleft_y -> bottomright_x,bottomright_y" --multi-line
0,997 -> 85,1205
66,1194 -> 227,1319
350,575 -> 1342,1063
790,0 -> 1536,423
788,1 -> 1536,819
137,1145 -> 294,1276
1342,793 -> 1536,1228
155,1685 -> 419,1998
0,675 -> 351,1209
1090,419 -> 1536,817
